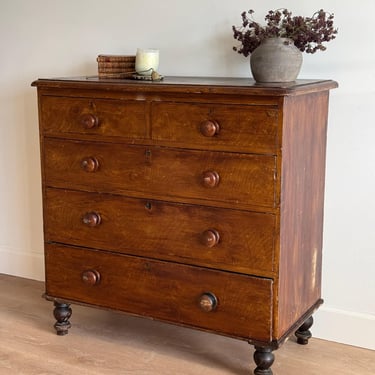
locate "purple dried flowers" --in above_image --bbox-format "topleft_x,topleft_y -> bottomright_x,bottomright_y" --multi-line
232,8 -> 338,56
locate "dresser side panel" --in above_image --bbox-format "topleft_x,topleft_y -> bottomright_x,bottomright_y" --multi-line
276,91 -> 330,339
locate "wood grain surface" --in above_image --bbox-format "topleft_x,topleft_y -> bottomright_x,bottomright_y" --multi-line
44,244 -> 273,341
44,188 -> 276,276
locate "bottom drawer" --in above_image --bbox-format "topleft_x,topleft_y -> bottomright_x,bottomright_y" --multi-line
45,244 -> 273,341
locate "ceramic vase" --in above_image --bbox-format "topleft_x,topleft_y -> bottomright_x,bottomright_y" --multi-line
250,38 -> 303,83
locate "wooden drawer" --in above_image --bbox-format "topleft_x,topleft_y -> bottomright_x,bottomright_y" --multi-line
151,102 -> 279,154
45,244 -> 273,341
43,138 -> 276,209
45,188 -> 276,275
40,96 -> 148,139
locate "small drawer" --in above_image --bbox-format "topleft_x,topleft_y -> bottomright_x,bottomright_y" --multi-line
43,138 -> 276,210
45,244 -> 273,341
45,188 -> 276,276
151,102 -> 279,154
40,96 -> 148,139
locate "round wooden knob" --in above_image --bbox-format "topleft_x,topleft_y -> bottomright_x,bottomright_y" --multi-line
201,229 -> 220,247
200,120 -> 220,137
81,270 -> 101,286
202,170 -> 220,188
82,212 -> 101,227
199,292 -> 218,312
81,157 -> 99,173
80,113 -> 99,129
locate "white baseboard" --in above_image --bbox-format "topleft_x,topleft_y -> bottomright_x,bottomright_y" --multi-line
313,306 -> 375,350
0,246 -> 44,281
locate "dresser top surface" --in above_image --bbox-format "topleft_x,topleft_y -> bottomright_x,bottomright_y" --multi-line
32,76 -> 338,96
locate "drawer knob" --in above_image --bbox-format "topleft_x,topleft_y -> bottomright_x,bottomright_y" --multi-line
81,157 -> 99,173
81,270 -> 101,286
82,212 -> 101,227
200,120 -> 220,137
199,292 -> 218,312
201,229 -> 220,247
202,170 -> 220,188
80,113 -> 99,129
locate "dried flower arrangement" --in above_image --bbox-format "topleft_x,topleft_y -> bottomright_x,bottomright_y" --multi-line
232,8 -> 338,57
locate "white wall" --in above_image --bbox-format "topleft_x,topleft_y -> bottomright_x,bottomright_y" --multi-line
0,0 -> 374,350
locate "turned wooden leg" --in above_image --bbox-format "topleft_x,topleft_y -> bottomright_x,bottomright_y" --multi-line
53,302 -> 72,336
253,346 -> 274,375
295,315 -> 313,345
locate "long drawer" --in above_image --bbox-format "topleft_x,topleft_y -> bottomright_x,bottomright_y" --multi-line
43,138 -> 276,210
45,244 -> 273,341
152,101 -> 279,154
44,188 -> 276,275
41,96 -> 148,139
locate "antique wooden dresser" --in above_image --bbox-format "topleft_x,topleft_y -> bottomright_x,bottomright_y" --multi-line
33,76 -> 337,374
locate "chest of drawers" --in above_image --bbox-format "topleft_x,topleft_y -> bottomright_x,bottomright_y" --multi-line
33,76 -> 337,374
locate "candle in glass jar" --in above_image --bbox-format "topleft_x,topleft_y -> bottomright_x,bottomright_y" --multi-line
135,48 -> 159,76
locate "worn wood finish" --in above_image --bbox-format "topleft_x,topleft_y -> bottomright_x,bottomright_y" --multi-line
44,188 -> 276,276
276,92 -> 330,339
45,244 -> 273,341
43,138 -> 277,210
41,96 -> 149,139
33,76 -> 337,96
33,76 -> 337,374
151,102 -> 279,154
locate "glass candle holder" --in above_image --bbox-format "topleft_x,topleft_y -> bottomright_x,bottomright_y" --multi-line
135,48 -> 159,76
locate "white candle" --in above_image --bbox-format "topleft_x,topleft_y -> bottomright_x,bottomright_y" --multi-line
135,48 -> 159,76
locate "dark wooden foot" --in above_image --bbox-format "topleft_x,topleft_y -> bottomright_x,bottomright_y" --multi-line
295,315 -> 313,345
53,302 -> 72,336
253,346 -> 274,375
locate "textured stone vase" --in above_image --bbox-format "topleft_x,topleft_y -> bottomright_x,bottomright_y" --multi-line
250,38 -> 303,83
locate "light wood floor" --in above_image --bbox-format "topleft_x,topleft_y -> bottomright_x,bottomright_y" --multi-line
0,274 -> 373,375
